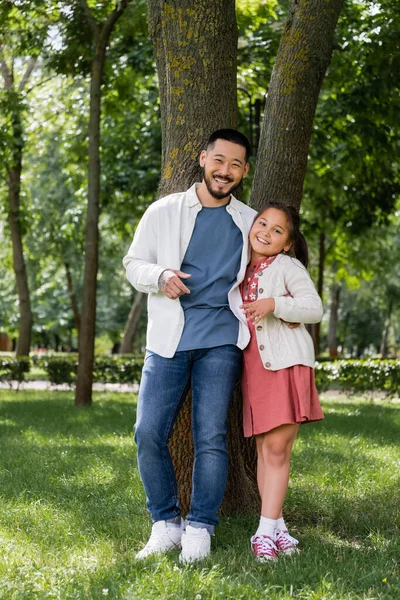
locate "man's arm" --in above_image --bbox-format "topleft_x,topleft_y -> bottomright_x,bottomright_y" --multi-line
123,205 -> 191,297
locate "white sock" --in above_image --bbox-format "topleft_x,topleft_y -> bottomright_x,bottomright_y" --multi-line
276,517 -> 287,532
255,516 -> 277,539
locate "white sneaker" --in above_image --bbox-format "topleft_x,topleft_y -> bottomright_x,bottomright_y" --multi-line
179,525 -> 211,564
135,520 -> 183,559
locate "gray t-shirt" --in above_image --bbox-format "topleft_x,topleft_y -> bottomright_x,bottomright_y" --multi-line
176,204 -> 243,351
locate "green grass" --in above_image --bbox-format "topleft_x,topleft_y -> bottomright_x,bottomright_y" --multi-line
0,391 -> 398,599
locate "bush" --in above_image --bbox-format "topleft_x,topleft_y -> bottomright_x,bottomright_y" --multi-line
32,354 -> 144,387
0,356 -> 30,388
2,354 -> 399,397
314,359 -> 400,398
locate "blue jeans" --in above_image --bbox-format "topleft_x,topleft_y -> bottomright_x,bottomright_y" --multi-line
134,345 -> 242,533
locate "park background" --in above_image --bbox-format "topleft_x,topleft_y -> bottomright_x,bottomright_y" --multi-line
0,0 -> 399,599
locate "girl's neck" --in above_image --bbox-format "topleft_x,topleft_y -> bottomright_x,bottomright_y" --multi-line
251,251 -> 274,265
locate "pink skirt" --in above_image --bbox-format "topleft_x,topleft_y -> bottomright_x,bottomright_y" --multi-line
242,331 -> 324,437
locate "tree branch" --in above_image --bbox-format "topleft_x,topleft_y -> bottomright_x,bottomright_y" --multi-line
18,57 -> 38,91
79,0 -> 100,39
100,0 -> 131,46
0,48 -> 13,89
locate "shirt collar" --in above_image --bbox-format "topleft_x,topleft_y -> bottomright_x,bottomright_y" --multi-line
185,182 -> 242,211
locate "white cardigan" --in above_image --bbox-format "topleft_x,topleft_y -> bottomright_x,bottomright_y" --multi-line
255,254 -> 323,371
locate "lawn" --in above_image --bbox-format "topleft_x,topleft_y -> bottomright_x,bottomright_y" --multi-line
0,390 -> 398,599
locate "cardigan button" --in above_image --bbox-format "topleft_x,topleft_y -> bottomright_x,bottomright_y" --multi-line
259,288 -> 264,293
256,325 -> 262,331
265,362 -> 271,368
259,345 -> 264,350
257,271 -> 263,276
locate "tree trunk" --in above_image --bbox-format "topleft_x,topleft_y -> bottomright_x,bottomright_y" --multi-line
251,0 -> 345,211
75,0 -> 130,407
64,261 -> 81,336
7,161 -> 33,357
311,230 -> 325,356
379,300 -> 393,358
148,0 -> 259,515
119,292 -> 146,354
327,283 -> 341,358
147,0 -> 344,515
148,0 -> 239,198
0,57 -> 37,357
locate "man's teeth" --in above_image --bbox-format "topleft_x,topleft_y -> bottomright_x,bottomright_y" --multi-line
214,177 -> 230,184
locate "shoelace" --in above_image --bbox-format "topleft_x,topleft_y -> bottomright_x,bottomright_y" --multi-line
275,530 -> 298,550
252,535 -> 277,554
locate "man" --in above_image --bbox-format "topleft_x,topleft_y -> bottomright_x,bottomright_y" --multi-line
123,129 -> 256,563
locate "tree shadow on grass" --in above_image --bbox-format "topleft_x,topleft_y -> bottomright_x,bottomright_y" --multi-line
0,392 -> 148,551
318,399 -> 400,445
0,392 -> 137,440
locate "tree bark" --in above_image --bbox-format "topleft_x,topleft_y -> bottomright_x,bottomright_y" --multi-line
148,0 -> 239,198
327,283 -> 341,358
64,261 -> 81,336
119,292 -> 146,354
148,0 -> 259,515
75,0 -> 130,407
251,0 -> 345,211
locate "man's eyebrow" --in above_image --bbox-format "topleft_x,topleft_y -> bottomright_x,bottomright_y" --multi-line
214,153 -> 244,165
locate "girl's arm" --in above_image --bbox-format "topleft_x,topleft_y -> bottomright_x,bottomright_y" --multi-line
273,261 -> 323,324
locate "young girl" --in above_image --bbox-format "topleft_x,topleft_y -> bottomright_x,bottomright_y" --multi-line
240,201 -> 324,561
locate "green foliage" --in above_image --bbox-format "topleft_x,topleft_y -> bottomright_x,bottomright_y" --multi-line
315,359 -> 400,398
30,354 -> 144,386
0,356 -> 30,386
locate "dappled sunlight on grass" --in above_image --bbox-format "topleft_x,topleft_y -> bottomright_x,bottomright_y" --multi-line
0,390 -> 399,598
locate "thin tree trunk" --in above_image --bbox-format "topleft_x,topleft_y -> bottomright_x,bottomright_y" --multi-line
64,261 -> 81,336
251,0 -> 345,211
119,292 -> 146,354
75,0 -> 130,407
379,300 -> 393,358
311,231 -> 325,356
327,283 -> 341,358
7,162 -> 33,357
0,56 -> 37,357
148,0 -> 259,515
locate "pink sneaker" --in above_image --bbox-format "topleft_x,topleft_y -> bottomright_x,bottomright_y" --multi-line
274,529 -> 299,555
251,535 -> 278,561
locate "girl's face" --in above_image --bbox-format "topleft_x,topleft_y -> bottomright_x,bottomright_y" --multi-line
249,208 -> 292,261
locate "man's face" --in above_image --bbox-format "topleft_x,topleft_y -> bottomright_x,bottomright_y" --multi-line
199,139 -> 249,200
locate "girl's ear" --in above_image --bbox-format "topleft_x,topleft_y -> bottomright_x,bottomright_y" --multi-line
284,241 -> 293,253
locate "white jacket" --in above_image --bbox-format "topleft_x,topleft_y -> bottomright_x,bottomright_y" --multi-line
123,184 -> 257,358
254,254 -> 323,371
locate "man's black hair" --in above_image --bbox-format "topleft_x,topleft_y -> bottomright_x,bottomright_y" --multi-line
206,129 -> 251,162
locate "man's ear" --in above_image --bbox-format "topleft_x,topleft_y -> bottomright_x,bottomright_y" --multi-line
243,162 -> 250,178
199,150 -> 207,168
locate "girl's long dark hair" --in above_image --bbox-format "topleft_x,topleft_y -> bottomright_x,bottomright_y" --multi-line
254,201 -> 309,268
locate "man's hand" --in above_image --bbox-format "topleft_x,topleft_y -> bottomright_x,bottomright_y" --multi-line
241,298 -> 275,324
158,269 -> 191,299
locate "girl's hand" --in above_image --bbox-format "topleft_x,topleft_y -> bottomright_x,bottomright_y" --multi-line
240,298 -> 275,324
